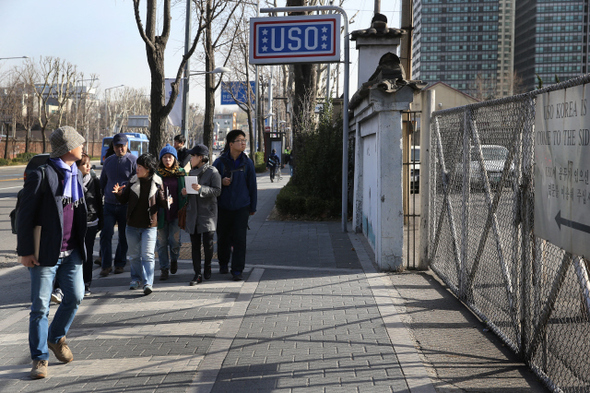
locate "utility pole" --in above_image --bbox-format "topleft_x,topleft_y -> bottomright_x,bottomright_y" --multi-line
181,0 -> 192,141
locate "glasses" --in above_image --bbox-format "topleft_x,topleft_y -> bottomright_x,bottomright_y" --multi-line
232,139 -> 247,144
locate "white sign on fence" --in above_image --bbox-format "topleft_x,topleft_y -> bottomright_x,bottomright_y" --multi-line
535,83 -> 590,257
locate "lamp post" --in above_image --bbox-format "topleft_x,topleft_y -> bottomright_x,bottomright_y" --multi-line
104,85 -> 124,135
0,56 -> 28,61
182,66 -> 230,143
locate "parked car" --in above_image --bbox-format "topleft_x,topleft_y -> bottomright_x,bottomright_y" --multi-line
410,146 -> 420,193
456,145 -> 514,190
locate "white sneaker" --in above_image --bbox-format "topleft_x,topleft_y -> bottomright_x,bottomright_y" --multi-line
51,288 -> 64,304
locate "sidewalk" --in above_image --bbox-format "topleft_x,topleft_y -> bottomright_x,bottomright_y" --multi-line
0,170 -> 547,392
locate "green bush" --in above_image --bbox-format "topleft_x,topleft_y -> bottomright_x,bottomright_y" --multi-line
274,102 -> 342,219
0,158 -> 9,166
14,152 -> 37,163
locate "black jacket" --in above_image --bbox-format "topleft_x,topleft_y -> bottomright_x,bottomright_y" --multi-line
85,172 -> 103,227
17,160 -> 88,266
177,147 -> 191,168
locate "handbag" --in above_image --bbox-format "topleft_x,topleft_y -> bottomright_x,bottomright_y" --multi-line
178,205 -> 187,230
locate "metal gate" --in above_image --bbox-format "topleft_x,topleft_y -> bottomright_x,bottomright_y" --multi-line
428,75 -> 590,393
403,110 -> 421,269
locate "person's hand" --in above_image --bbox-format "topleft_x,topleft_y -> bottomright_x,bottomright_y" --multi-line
192,183 -> 201,192
250,211 -> 256,216
181,188 -> 187,196
222,177 -> 231,186
112,183 -> 125,194
20,255 -> 39,268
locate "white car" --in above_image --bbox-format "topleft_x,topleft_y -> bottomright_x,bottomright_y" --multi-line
459,145 -> 514,190
410,146 -> 420,193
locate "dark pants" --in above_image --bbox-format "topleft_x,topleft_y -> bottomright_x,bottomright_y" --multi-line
217,207 -> 250,274
190,231 -> 215,274
100,203 -> 128,269
83,225 -> 100,285
269,166 -> 277,180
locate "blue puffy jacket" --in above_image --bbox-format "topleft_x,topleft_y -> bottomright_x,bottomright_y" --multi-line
213,151 -> 257,213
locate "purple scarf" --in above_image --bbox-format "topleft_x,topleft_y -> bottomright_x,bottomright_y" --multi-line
50,157 -> 84,205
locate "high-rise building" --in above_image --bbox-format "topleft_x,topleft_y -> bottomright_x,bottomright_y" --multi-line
514,0 -> 590,91
412,0 -> 515,99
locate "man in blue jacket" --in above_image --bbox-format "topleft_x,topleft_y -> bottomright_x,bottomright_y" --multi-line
213,129 -> 257,281
17,126 -> 88,379
99,133 -> 137,277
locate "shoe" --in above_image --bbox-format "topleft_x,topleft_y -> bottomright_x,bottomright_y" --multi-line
129,281 -> 140,290
84,286 -> 91,296
219,265 -> 228,274
114,266 -> 125,274
170,260 -> 178,274
143,285 -> 153,295
51,288 -> 63,304
160,269 -> 169,281
204,266 -> 212,280
232,271 -> 243,281
190,274 -> 203,286
93,258 -> 101,266
30,360 -> 48,379
100,267 -> 112,277
47,336 -> 73,363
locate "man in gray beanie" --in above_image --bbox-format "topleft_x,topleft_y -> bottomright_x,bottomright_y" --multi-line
17,126 -> 88,379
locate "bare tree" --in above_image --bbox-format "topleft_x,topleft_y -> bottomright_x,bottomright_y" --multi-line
133,0 -> 203,156
287,0 -> 318,138
196,0 -> 242,156
28,56 -> 79,152
221,3 -> 258,155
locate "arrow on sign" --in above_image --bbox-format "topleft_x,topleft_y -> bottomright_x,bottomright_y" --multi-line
555,211 -> 590,234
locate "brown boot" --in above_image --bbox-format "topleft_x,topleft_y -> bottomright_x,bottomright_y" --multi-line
160,269 -> 169,281
30,360 -> 48,379
48,336 -> 73,363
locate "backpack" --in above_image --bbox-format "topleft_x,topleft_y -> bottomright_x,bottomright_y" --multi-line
10,165 -> 47,235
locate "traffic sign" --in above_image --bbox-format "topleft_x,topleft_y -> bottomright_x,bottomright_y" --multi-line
221,81 -> 256,106
249,15 -> 341,65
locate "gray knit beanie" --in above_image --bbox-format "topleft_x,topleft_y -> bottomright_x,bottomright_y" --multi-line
50,126 -> 86,158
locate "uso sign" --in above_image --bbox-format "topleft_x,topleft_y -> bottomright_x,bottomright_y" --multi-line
249,15 -> 341,65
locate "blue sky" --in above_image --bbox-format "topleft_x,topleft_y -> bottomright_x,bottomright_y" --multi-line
1,0 -> 400,108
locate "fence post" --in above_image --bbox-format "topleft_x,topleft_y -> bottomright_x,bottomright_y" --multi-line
419,90 -> 434,269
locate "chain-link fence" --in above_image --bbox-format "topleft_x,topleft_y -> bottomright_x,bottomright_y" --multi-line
428,75 -> 590,393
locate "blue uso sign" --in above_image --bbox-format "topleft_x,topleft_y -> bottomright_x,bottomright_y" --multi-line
249,15 -> 341,65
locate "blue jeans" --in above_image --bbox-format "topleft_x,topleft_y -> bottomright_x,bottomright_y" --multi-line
157,218 -> 180,270
29,249 -> 84,361
100,203 -> 128,269
126,226 -> 157,287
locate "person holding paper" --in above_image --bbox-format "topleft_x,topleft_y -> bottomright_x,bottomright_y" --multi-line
181,144 -> 221,285
156,144 -> 187,281
17,126 -> 88,379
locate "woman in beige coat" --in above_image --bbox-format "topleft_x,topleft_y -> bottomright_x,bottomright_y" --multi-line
181,144 -> 222,285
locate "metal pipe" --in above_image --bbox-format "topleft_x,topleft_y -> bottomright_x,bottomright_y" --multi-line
181,0 -> 192,141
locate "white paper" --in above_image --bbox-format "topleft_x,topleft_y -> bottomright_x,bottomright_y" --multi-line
185,176 -> 200,194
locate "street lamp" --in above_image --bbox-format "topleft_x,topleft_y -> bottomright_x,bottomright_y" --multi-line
189,66 -> 231,76
104,85 -> 124,135
0,56 -> 28,61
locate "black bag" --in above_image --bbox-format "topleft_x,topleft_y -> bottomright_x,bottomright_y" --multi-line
10,165 -> 47,235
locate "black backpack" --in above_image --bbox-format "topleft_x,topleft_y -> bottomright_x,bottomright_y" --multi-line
10,165 -> 47,235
